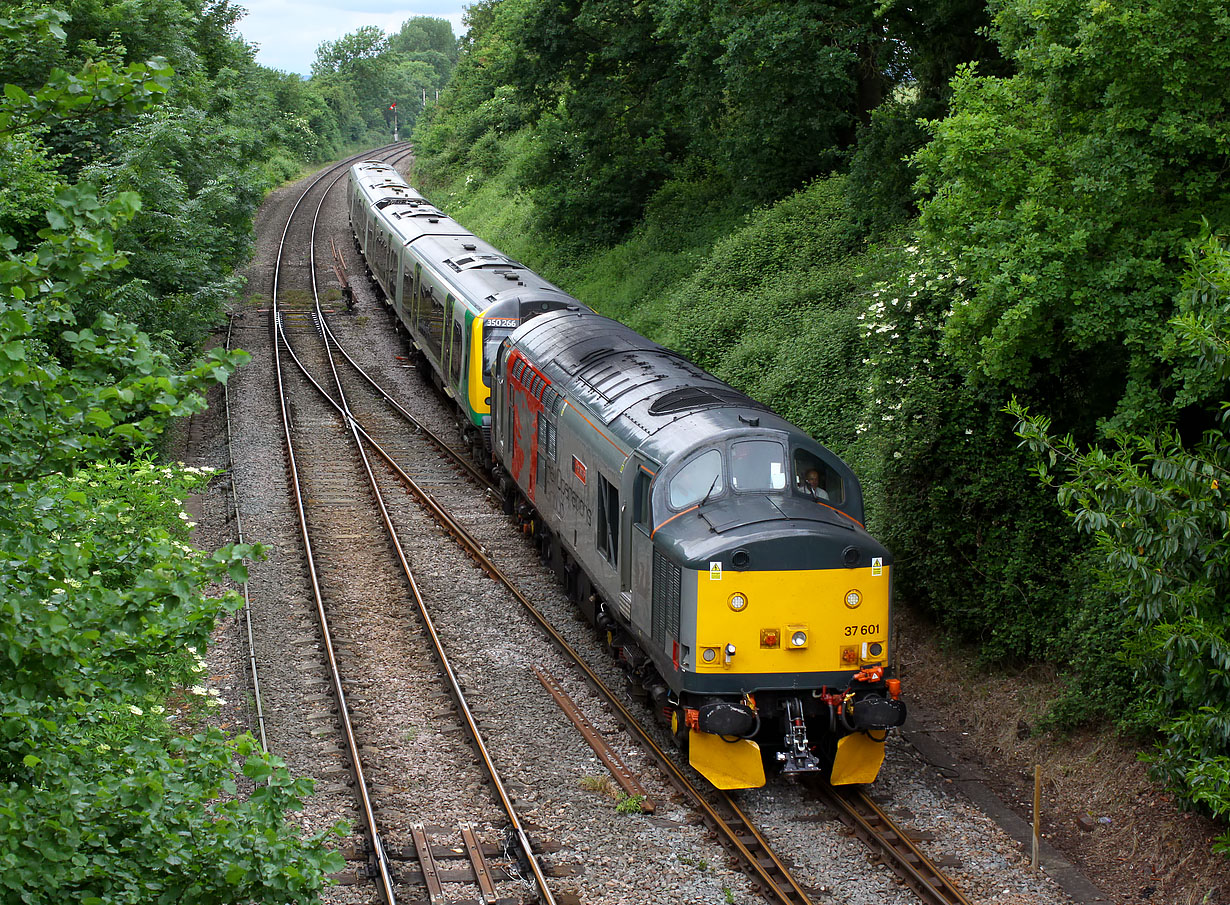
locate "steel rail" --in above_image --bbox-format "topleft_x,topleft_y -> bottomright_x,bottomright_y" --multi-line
272,160 -> 561,905
269,145 -> 406,905
810,782 -> 975,905
320,316 -> 497,492
281,358 -> 817,905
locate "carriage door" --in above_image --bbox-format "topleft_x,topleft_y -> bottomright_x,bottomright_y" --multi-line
627,459 -> 655,636
449,304 -> 465,398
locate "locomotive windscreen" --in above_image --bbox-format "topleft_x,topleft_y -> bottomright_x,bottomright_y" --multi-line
482,325 -> 513,385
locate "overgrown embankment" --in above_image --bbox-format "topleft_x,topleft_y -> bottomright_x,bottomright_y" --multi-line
413,0 -> 1230,845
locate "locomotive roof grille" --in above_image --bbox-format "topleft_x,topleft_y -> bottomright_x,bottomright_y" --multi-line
647,386 -> 769,416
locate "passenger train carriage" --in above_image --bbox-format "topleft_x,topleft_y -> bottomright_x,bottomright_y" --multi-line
348,161 -> 577,454
349,161 -> 906,790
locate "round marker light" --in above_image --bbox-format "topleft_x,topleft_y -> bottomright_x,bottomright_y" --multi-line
729,593 -> 748,612
844,590 -> 862,609
702,648 -> 717,662
868,642 -> 883,657
791,630 -> 807,648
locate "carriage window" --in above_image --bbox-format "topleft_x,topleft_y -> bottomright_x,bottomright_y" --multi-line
794,449 -> 844,504
669,449 -> 723,509
450,322 -> 463,384
730,440 -> 787,492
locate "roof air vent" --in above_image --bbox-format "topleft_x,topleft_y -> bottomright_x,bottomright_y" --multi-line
463,243 -> 477,250
649,386 -> 766,416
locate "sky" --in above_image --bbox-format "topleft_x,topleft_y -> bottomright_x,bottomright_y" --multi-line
234,1 -> 470,77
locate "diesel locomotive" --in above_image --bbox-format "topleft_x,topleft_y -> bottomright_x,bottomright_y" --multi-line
348,160 -> 906,790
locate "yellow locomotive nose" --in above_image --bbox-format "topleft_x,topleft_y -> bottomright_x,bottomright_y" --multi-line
694,565 -> 889,676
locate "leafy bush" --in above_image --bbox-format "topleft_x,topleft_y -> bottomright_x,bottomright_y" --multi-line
1,457 -> 344,903
851,239 -> 1086,660
1012,230 -> 1230,837
914,0 -> 1230,425
0,45 -> 345,900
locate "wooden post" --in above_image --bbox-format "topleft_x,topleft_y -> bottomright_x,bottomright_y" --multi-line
1032,764 -> 1042,868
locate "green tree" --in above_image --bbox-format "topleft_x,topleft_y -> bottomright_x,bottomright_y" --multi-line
1011,230 -> 1230,840
312,24 -> 388,76
311,19 -> 456,142
0,15 -> 345,899
390,15 -> 459,62
915,0 -> 1230,422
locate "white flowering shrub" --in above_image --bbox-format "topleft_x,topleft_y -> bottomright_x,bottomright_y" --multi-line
853,237 -> 1087,661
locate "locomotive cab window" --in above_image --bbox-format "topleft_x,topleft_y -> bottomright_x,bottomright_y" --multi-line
669,448 -> 724,510
793,449 -> 844,504
730,440 -> 787,492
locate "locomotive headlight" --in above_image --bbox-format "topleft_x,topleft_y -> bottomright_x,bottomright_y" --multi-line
790,630 -> 808,648
844,589 -> 862,609
729,593 -> 748,612
702,648 -> 717,662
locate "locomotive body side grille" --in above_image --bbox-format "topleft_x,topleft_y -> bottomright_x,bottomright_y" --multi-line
652,550 -> 682,646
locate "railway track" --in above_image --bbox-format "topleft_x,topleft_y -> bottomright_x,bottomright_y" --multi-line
294,225 -> 975,905
233,149 -> 980,905
264,145 -> 571,904
809,782 -> 974,905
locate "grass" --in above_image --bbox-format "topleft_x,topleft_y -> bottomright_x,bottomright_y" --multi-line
578,774 -> 619,799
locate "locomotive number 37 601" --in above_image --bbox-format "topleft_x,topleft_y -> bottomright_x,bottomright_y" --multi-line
844,623 -> 881,637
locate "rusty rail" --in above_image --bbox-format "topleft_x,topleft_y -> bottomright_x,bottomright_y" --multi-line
534,666 -> 655,813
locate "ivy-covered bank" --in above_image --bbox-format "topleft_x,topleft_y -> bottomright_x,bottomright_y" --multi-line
412,0 -> 1230,848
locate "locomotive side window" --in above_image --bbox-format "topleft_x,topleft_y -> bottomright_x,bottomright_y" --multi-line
597,476 -> 620,566
669,449 -> 723,509
730,440 -> 787,492
793,449 -> 844,504
634,468 -> 653,528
